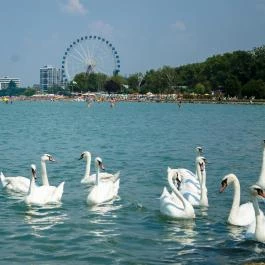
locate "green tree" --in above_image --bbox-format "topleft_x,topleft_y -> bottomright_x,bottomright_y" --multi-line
194,83 -> 205,95
252,45 -> 265,81
24,88 -> 36,97
8,80 -> 17,89
224,76 -> 241,97
242,79 -> 265,99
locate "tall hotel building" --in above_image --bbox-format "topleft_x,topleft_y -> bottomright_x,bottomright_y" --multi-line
0,76 -> 21,90
40,65 -> 62,91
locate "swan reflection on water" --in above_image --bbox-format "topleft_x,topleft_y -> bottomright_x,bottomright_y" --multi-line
227,225 -> 245,241
163,219 -> 197,246
24,205 -> 68,235
88,201 -> 123,221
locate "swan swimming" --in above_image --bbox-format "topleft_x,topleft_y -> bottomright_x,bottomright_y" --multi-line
25,164 -> 64,206
219,173 -> 262,226
0,171 -> 30,194
0,153 -> 56,194
160,167 -> 195,219
245,184 -> 265,243
179,156 -> 208,207
178,146 -> 204,195
40,153 -> 56,186
79,151 -> 120,185
86,157 -> 120,206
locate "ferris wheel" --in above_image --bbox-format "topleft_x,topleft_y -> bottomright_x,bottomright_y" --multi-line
61,35 -> 121,83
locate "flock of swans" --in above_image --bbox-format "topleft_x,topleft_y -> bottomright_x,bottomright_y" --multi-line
0,152 -> 120,206
1,141 -> 265,244
159,142 -> 265,244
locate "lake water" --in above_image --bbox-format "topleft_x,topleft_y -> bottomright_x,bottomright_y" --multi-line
0,101 -> 265,265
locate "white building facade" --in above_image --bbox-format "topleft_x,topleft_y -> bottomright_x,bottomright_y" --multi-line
40,65 -> 62,90
0,76 -> 21,90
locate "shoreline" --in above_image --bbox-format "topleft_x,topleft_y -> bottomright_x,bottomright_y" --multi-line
1,95 -> 265,105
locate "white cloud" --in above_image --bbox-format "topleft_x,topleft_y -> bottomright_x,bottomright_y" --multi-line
61,0 -> 87,15
88,20 -> 114,39
171,20 -> 187,31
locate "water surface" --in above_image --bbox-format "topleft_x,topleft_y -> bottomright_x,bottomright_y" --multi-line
0,101 -> 265,264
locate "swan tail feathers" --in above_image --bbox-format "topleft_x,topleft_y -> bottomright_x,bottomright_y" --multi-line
113,171 -> 120,182
54,182 -> 64,201
0,172 -> 8,188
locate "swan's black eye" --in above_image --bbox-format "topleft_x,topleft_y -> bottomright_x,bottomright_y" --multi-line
221,179 -> 227,188
256,188 -> 264,196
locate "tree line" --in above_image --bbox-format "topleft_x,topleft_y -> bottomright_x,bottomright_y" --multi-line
71,45 -> 265,99
1,45 -> 265,99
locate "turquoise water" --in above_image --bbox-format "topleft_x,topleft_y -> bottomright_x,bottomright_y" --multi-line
0,101 -> 265,264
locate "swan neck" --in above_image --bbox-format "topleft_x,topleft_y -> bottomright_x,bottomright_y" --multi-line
29,176 -> 36,194
230,178 -> 241,217
196,163 -> 202,183
95,166 -> 100,185
168,172 -> 186,208
41,160 -> 49,186
252,194 -> 261,217
85,154 -> 91,177
257,145 -> 265,187
199,170 -> 208,205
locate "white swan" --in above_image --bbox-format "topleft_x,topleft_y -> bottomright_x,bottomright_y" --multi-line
0,171 -> 30,194
179,156 -> 208,207
86,157 -> 120,206
25,164 -> 64,206
255,140 -> 265,189
220,173 -> 260,226
79,151 -> 120,185
160,167 -> 195,219
178,146 -> 204,195
0,153 -> 56,194
40,154 -> 64,200
40,153 -> 56,186
245,184 -> 265,243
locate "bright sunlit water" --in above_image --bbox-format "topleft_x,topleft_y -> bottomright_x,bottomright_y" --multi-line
0,101 -> 265,264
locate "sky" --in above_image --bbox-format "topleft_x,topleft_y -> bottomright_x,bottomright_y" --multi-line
0,0 -> 265,87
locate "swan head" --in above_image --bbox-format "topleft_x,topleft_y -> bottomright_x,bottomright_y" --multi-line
249,184 -> 265,198
196,146 -> 203,156
196,156 -> 206,173
219,173 -> 237,193
167,167 -> 182,189
79,151 -> 91,160
31,164 -> 37,180
42,154 -> 56,162
95,157 -> 105,170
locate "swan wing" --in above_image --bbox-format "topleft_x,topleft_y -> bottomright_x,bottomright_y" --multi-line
160,187 -> 194,218
81,171 -> 120,185
51,182 -> 64,202
80,174 -> 96,185
229,202 -> 257,226
1,173 -> 30,194
178,168 -> 200,194
25,184 -> 63,205
178,168 -> 197,180
246,212 -> 265,241
99,171 -> 120,182
86,179 -> 119,205
182,191 -> 200,206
